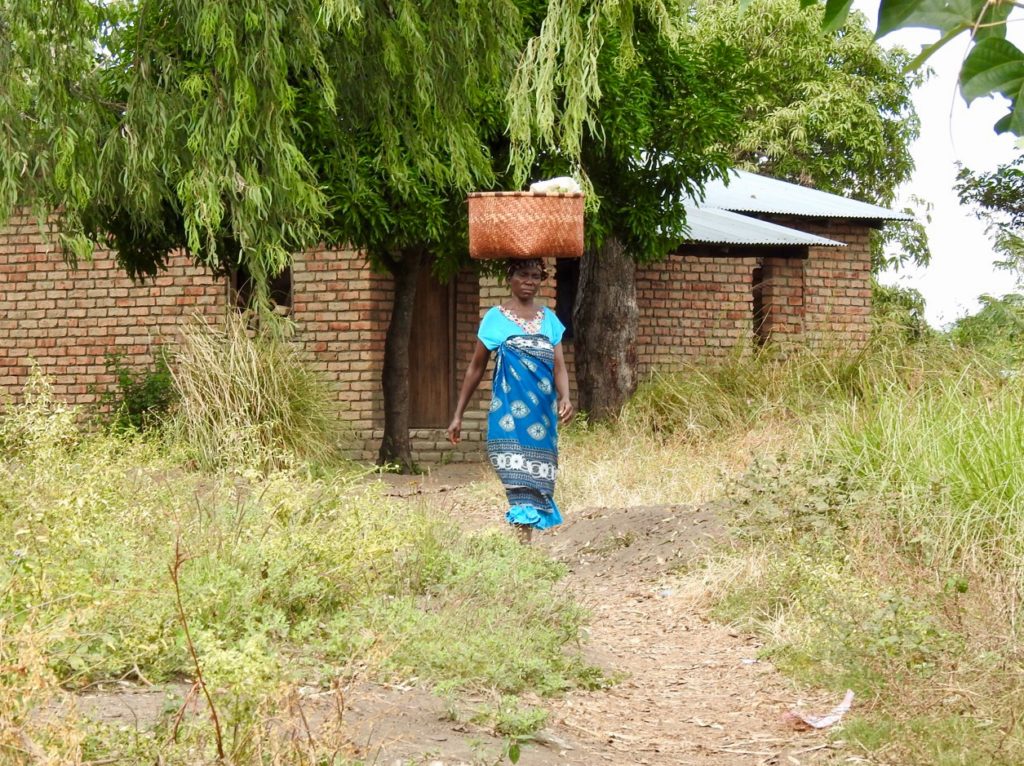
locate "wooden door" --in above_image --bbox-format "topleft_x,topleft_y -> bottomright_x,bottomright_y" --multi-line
408,266 -> 454,428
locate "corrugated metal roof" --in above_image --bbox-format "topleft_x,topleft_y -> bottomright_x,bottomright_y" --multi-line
683,206 -> 845,247
699,169 -> 913,220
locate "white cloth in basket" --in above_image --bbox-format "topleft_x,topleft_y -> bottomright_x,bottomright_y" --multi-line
529,177 -> 582,194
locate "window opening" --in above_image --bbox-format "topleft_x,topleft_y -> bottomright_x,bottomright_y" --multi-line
232,264 -> 293,314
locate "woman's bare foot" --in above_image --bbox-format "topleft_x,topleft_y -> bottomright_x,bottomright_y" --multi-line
514,524 -> 533,545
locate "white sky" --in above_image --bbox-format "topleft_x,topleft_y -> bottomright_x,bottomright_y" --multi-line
854,1 -> 1022,327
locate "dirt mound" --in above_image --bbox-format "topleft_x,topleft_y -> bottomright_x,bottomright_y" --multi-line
542,503 -> 726,582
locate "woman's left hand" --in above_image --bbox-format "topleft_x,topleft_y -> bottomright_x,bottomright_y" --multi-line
557,397 -> 575,425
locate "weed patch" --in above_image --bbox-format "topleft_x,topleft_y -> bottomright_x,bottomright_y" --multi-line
0,376 -> 594,763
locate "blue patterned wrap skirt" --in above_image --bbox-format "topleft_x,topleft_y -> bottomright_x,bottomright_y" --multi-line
487,334 -> 563,529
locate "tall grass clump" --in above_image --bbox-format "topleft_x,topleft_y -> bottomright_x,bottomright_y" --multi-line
558,339 -> 955,513
618,338 -> 967,442
169,314 -> 349,469
827,366 -> 1024,566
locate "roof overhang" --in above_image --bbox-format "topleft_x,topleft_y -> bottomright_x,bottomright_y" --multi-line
698,170 -> 913,221
681,207 -> 846,248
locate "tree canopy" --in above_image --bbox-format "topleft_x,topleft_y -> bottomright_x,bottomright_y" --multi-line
0,0 -> 711,285
695,0 -> 920,205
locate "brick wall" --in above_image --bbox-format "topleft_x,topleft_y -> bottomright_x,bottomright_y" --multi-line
1,210 -> 875,465
761,217 -> 874,349
633,251 -> 758,372
758,256 -> 805,344
290,247 -> 390,462
0,212 -> 223,406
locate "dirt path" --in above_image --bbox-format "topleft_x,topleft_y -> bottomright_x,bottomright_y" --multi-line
370,467 -> 848,766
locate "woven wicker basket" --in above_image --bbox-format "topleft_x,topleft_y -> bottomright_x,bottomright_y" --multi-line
467,191 -> 584,260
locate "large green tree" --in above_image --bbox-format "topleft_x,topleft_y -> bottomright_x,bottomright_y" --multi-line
2,0 -> 714,469
696,0 -> 930,278
296,5 -> 523,471
307,1 -> 746,461
544,23 -> 745,419
560,0 -> 926,419
695,0 -> 920,203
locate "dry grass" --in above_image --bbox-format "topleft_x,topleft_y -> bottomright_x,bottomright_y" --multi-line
168,313 -> 350,470
556,421 -> 796,510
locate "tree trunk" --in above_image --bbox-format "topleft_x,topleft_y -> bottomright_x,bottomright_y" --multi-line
378,247 -> 426,472
573,236 -> 639,421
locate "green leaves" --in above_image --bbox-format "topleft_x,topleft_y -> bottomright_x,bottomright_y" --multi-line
868,0 -> 1022,134
707,0 -> 920,206
878,0 -> 974,37
960,37 -> 1024,133
822,0 -> 855,33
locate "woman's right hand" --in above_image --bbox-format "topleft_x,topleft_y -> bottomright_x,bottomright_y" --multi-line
446,417 -> 462,445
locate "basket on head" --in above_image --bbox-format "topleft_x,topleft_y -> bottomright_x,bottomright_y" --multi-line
467,191 -> 584,260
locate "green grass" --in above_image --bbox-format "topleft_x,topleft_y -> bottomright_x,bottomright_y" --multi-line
0,371 -> 594,764
651,339 -> 1024,764
9,328 -> 1024,764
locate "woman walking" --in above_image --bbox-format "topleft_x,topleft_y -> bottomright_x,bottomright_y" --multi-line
446,258 -> 575,542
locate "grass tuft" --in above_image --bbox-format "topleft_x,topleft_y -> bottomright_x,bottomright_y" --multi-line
168,314 -> 350,470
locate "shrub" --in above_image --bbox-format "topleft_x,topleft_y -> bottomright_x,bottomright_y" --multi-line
95,349 -> 178,432
0,363 -> 78,456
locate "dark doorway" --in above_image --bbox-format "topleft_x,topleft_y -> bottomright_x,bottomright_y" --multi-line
408,266 -> 455,428
752,262 -> 768,346
555,258 -> 580,340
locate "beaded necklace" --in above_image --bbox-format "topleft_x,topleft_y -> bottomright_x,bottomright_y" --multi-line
499,305 -> 544,335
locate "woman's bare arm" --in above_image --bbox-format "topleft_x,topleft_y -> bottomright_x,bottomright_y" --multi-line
553,343 -> 575,425
446,340 -> 491,444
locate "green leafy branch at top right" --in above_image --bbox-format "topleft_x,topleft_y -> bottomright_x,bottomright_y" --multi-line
743,0 -> 1022,136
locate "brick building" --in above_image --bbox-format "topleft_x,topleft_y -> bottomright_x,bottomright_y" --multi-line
0,171 -> 908,462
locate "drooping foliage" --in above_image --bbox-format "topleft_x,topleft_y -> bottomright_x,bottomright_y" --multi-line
575,24 -> 744,262
0,0 -> 716,285
1,0 -> 347,286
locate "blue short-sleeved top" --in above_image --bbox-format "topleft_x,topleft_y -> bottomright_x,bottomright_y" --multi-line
477,305 -> 565,351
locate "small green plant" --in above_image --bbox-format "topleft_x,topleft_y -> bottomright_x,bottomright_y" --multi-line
469,696 -> 548,764
95,349 -> 177,432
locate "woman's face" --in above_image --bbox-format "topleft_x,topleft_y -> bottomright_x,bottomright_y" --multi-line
509,265 -> 544,300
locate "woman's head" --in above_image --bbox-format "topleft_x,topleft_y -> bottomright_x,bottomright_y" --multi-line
505,258 -> 549,283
